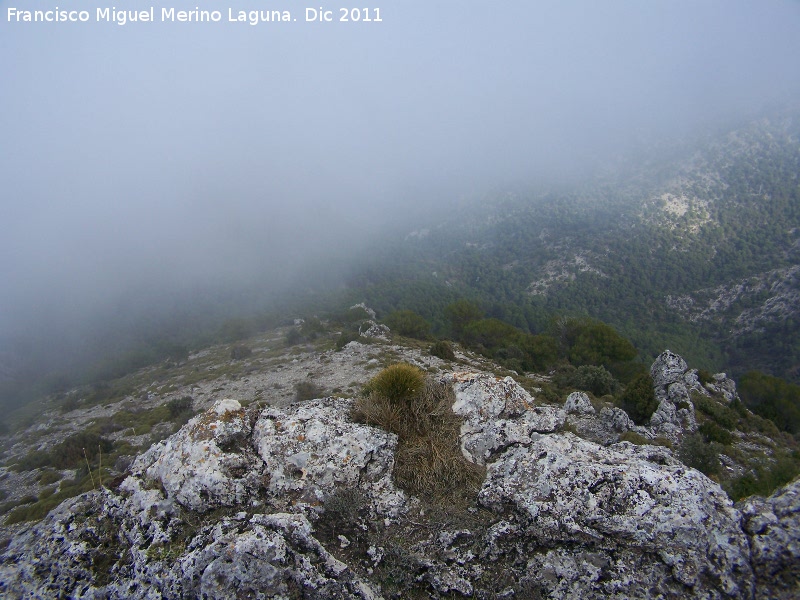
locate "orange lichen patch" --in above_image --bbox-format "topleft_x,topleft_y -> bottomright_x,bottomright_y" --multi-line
296,434 -> 306,442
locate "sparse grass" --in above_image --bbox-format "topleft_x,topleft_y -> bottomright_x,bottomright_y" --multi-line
618,431 -> 673,449
294,381 -> 326,402
353,366 -> 484,503
3,469 -> 103,524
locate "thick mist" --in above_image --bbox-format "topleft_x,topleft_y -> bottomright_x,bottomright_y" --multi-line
2,1 -> 800,389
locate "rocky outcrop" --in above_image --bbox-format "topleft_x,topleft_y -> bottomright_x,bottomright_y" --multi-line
2,368 -> 799,599
739,477 -> 800,600
648,350 -> 700,442
447,372 -> 565,465
479,434 -> 753,597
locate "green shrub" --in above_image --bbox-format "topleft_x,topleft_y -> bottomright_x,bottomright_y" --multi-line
444,300 -> 483,339
618,431 -> 673,448
385,310 -> 431,339
295,381 -> 326,402
51,432 -> 114,470
284,328 -> 302,346
167,396 -> 194,419
698,421 -> 734,445
362,363 -> 426,405
335,331 -> 360,350
566,319 -> 637,366
679,433 -> 721,477
618,373 -> 658,425
573,365 -> 618,397
230,345 -> 252,360
692,393 -> 738,430
430,340 -> 456,361
697,369 -> 714,385
738,371 -> 800,435
726,456 -> 800,501
618,431 -> 651,445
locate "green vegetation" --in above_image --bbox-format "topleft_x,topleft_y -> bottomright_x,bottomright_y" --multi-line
294,380 -> 326,402
429,340 -> 456,361
230,345 -> 252,360
738,371 -> 800,435
617,373 -> 658,425
679,433 -> 721,477
385,310 -> 431,339
726,456 -> 800,501
361,363 -> 426,405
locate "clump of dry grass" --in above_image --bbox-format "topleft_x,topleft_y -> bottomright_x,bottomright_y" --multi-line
353,364 -> 484,503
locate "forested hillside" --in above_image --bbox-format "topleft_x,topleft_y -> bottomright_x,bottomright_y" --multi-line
340,111 -> 800,382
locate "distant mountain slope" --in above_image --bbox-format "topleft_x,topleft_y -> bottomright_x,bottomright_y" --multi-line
348,110 -> 800,381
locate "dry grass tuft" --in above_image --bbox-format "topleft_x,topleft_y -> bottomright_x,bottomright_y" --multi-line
353,369 -> 484,503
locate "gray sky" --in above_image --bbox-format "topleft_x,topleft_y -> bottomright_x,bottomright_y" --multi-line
2,0 -> 800,340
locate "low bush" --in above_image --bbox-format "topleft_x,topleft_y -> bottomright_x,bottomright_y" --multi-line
353,366 -> 484,502
679,433 -> 721,477
429,340 -> 456,361
230,345 -> 252,360
725,456 -> 800,501
361,363 -> 426,405
335,331 -> 360,350
385,310 -> 431,339
618,431 -> 673,449
167,396 -> 194,420
692,393 -> 738,430
294,381 -> 326,402
698,421 -> 734,445
576,365 -> 618,396
618,373 -> 658,425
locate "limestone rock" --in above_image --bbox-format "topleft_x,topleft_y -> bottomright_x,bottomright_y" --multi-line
647,351 -> 699,442
478,433 -> 754,598
131,399 -> 264,513
252,397 -> 405,518
739,476 -> 800,600
650,350 -> 689,389
565,391 -> 595,415
359,321 -> 389,340
447,372 -> 564,465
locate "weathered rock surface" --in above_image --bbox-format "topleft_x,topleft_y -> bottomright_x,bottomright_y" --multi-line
447,372 -> 565,465
564,391 -> 595,415
479,434 -> 754,597
648,350 -> 700,442
739,477 -> 800,600
2,366 -> 799,599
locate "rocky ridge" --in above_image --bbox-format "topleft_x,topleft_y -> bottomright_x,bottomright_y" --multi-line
1,345 -> 798,599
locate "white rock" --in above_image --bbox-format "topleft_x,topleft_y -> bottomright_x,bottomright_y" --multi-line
565,391 -> 596,415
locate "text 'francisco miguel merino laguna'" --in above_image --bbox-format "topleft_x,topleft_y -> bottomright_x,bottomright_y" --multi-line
6,7 -> 383,25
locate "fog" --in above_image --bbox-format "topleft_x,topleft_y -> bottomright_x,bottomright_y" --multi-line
2,1 -> 800,387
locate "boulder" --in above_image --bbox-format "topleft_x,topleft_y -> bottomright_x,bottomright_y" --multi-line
479,433 -> 754,598
739,477 -> 800,600
446,372 -> 564,465
565,391 -> 596,415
